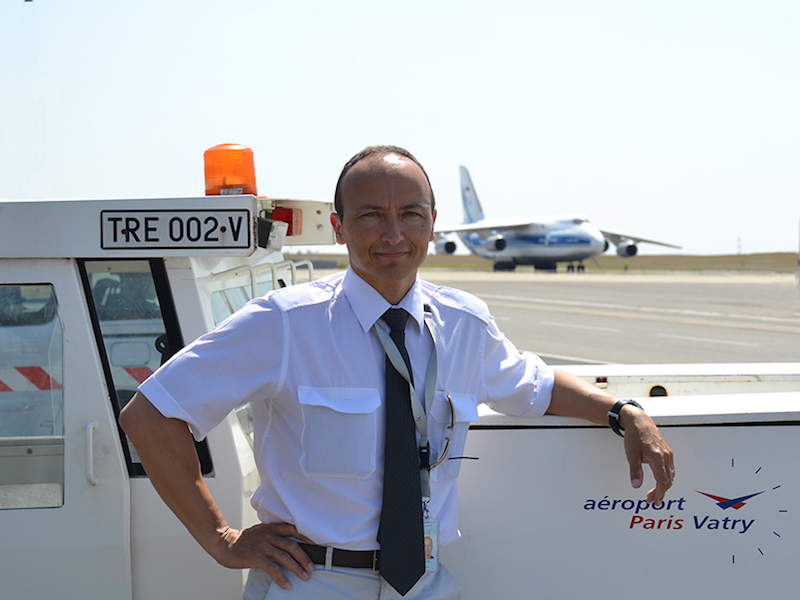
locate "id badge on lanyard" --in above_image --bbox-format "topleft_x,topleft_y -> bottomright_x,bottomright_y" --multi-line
423,520 -> 439,573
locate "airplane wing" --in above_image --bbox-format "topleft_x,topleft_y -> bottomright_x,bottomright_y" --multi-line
436,217 -> 536,234
600,229 -> 682,249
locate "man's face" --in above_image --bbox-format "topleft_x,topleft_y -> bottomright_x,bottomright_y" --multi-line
332,154 -> 436,303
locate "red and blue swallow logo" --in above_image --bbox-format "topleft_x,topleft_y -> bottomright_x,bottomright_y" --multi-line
696,490 -> 765,510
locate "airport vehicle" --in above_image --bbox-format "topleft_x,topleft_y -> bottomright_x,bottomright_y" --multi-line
434,166 -> 681,271
1,148 -> 797,599
0,145 -> 334,599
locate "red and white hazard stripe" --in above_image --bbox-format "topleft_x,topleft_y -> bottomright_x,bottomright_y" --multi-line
0,365 -> 154,392
111,366 -> 155,389
0,366 -> 63,392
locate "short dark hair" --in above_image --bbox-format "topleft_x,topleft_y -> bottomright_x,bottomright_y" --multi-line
333,145 -> 436,217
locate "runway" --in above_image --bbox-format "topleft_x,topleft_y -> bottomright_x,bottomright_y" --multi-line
417,270 -> 800,365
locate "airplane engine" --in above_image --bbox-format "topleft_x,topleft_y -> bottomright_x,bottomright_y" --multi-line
434,238 -> 458,255
616,241 -> 638,257
484,235 -> 507,252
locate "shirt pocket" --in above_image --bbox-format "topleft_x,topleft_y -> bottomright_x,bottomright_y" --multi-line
429,391 -> 479,481
297,386 -> 381,478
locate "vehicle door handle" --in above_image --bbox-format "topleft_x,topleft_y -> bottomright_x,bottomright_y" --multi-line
86,421 -> 100,486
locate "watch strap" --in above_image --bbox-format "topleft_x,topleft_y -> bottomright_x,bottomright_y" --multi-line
607,399 -> 643,437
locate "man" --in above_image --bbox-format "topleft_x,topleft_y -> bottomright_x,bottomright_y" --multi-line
120,145 -> 674,599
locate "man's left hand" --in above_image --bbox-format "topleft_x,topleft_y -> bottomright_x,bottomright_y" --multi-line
619,404 -> 675,504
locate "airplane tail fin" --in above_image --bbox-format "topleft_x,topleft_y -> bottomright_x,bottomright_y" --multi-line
459,166 -> 485,223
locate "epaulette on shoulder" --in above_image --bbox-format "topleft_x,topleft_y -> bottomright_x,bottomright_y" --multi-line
267,276 -> 339,312
427,285 -> 492,324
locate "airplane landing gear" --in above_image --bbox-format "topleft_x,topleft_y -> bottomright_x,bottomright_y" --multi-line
493,260 -> 516,271
566,262 -> 586,273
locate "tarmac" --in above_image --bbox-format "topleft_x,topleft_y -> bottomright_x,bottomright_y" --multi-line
417,269 -> 800,365
311,268 -> 800,366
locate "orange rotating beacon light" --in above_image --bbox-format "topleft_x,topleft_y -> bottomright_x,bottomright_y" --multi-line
203,143 -> 258,196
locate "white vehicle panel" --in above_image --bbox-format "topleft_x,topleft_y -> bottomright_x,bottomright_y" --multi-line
0,196 -> 258,258
443,395 -> 800,599
0,260 -> 132,599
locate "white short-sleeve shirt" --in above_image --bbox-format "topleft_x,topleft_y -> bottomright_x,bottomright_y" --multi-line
139,268 -> 554,549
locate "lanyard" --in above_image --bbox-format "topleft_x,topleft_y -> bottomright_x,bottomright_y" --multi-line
373,304 -> 442,497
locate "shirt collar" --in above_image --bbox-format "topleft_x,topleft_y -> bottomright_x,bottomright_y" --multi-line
342,268 -> 425,334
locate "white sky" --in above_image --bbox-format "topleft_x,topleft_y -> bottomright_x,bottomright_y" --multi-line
1,0 -> 798,256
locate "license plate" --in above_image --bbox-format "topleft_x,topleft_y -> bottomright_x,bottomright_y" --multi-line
101,209 -> 251,250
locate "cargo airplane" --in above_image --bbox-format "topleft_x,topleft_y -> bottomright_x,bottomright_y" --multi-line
433,166 -> 681,271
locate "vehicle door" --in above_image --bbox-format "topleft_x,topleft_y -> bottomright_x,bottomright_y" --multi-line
0,259 -> 132,599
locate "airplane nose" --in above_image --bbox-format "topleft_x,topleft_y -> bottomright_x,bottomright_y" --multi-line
587,227 -> 607,253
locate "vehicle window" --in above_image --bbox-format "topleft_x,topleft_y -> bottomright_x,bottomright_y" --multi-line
80,259 -> 212,477
0,284 -> 64,509
84,260 -> 168,473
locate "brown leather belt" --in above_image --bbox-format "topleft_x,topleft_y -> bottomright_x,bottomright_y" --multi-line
298,543 -> 380,571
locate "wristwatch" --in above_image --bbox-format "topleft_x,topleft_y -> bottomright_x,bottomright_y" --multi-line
607,399 -> 643,437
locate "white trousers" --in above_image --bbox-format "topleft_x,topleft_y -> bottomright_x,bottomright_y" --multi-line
244,564 -> 461,600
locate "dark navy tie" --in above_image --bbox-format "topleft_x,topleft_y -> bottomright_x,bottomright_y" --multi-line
377,308 -> 424,596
